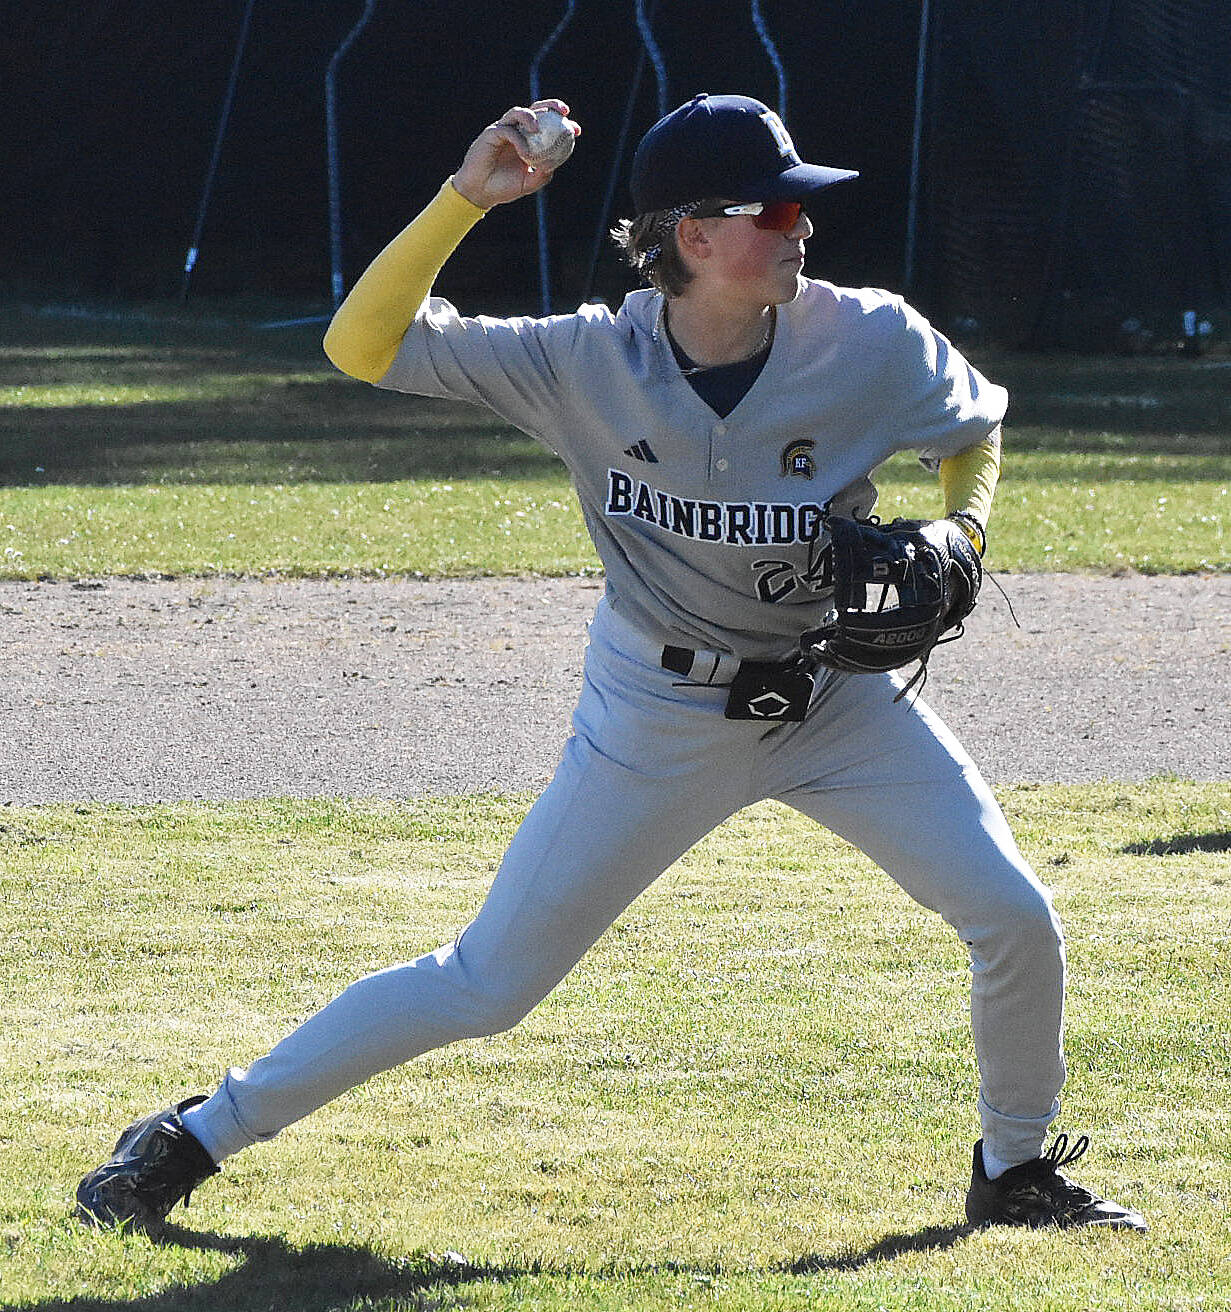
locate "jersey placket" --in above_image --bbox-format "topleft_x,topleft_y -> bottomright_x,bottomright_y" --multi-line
708,417 -> 733,481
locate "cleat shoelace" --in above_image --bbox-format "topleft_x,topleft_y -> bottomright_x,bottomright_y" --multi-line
1008,1134 -> 1101,1219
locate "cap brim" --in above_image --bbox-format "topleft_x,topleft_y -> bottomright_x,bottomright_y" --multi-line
764,163 -> 860,200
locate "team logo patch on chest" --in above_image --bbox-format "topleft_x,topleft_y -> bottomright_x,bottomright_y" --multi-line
781,439 -> 816,479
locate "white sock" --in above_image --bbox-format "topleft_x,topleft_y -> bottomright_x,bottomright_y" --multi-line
981,1144 -> 1022,1180
180,1101 -> 227,1166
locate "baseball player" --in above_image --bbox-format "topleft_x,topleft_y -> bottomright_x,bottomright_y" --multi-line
77,94 -> 1144,1235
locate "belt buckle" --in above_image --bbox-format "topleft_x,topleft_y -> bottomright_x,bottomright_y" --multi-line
723,658 -> 814,721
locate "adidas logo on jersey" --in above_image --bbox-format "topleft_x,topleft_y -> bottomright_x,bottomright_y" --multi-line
623,440 -> 659,463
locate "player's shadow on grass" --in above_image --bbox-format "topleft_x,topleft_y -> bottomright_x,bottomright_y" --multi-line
8,1221 -> 976,1311
783,1222 -> 976,1273
7,1230 -> 517,1312
1121,829 -> 1231,856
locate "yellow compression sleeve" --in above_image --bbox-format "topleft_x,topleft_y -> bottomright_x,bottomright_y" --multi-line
322,179 -> 487,384
939,430 -> 1001,551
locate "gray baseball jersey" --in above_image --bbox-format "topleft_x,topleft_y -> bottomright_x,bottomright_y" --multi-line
379,280 -> 1007,660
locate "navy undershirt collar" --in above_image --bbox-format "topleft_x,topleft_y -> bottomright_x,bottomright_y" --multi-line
666,325 -> 773,419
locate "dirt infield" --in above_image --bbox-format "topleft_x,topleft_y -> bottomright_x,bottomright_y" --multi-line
1,572 -> 1226,804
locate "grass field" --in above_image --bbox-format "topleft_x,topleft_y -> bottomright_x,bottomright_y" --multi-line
0,305 -> 1227,577
2,302 -> 1228,1309
3,784 -> 1229,1311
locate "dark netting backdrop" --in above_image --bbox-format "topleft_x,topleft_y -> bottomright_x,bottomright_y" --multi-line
920,0 -> 1231,348
9,1 -> 1229,342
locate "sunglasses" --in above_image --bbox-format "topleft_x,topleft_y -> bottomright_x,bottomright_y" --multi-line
694,199 -> 806,232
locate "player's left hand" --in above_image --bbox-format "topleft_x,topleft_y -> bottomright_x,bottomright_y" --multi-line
925,516 -> 984,627
453,100 -> 575,210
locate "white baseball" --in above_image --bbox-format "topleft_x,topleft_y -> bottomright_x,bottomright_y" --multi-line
516,107 -> 577,170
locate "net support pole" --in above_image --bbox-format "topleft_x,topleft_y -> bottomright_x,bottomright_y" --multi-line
529,0 -> 578,317
326,0 -> 380,311
180,0 -> 258,301
634,0 -> 669,117
903,0 -> 931,293
750,0 -> 788,120
580,0 -> 665,304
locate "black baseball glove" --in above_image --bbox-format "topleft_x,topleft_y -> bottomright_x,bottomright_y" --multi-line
801,515 -> 983,692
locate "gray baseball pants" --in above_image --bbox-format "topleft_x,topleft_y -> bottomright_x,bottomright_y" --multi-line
186,598 -> 1066,1168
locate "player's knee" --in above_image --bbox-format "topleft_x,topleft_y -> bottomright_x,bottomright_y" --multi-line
437,944 -> 547,1038
1012,883 -> 1064,957
965,872 -> 1065,965
461,974 -> 543,1036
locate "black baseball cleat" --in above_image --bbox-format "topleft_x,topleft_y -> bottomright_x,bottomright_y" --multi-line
75,1096 -> 219,1235
966,1134 -> 1147,1231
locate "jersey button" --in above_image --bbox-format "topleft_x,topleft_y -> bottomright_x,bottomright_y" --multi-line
714,422 -> 727,436
715,458 -> 729,472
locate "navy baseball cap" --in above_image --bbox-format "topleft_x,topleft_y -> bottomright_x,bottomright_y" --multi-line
630,93 -> 859,214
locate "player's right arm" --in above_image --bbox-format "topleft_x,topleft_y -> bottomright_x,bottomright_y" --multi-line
323,101 -> 572,384
322,183 -> 485,383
